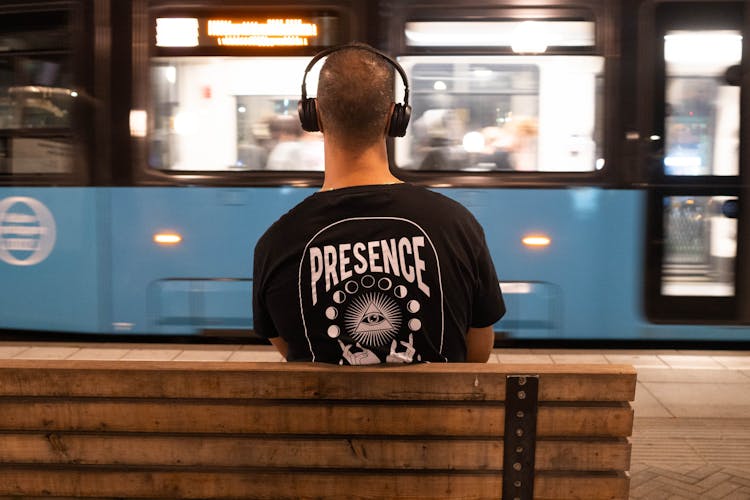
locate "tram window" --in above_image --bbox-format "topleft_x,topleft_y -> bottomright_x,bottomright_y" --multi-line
396,19 -> 600,172
396,56 -> 604,172
148,13 -> 339,172
661,195 -> 737,297
0,10 -> 74,175
663,31 -> 741,176
149,57 -> 324,171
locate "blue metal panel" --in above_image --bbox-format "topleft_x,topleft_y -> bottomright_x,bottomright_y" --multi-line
0,188 -> 102,332
109,187 -> 314,333
440,187 -> 646,339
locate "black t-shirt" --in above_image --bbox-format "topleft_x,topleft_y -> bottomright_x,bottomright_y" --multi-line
252,183 -> 505,364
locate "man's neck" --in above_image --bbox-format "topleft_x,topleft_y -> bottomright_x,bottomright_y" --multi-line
321,139 -> 402,192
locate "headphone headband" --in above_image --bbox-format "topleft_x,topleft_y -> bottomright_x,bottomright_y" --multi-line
300,43 -> 410,105
298,43 -> 412,137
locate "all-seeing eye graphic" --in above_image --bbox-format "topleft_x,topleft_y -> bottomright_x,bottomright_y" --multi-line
345,292 -> 402,347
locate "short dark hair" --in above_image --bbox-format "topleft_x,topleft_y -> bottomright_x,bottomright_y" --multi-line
316,43 -> 395,149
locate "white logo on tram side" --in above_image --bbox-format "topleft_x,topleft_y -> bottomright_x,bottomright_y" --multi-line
0,196 -> 57,266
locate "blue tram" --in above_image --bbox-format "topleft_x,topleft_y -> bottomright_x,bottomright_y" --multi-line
1,0 -> 748,343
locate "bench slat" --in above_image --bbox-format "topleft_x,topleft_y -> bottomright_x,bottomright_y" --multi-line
0,400 -> 634,437
0,361 -> 637,402
0,468 -> 630,499
0,433 -> 632,472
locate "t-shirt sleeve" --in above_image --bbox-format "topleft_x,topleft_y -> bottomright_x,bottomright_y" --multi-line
252,238 -> 280,340
470,225 -> 506,328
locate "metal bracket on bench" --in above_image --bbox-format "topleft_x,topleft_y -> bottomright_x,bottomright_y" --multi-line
502,374 -> 539,500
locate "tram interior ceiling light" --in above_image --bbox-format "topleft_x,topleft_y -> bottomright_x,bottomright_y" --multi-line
404,20 -> 594,50
664,31 -> 742,66
511,21 -> 548,54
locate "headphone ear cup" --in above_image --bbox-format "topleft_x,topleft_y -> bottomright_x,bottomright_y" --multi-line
298,98 -> 320,132
388,103 -> 411,137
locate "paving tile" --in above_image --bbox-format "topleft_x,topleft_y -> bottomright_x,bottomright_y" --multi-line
179,344 -> 243,352
495,354 -> 554,364
630,469 -> 658,488
119,349 -> 182,361
720,488 -> 750,500
688,465 -> 730,481
0,345 -> 29,358
491,348 -> 534,354
633,382 -> 673,418
659,464 -> 718,476
712,355 -> 750,370
651,466 -> 708,488
724,467 -> 750,482
536,348 -> 609,355
633,477 -> 702,497
695,472 -> 732,490
173,350 -> 235,362
228,350 -> 285,362
704,480 -> 742,499
636,368 -> 750,384
549,353 -> 609,364
68,348 -> 130,361
658,355 -> 725,369
609,349 -> 680,356
643,382 -> 750,418
12,346 -> 80,359
605,353 -> 669,368
628,478 -> 660,498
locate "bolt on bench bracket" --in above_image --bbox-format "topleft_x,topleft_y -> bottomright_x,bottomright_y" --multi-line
502,374 -> 539,500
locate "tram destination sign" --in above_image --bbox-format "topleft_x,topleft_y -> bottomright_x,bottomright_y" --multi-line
155,15 -> 339,49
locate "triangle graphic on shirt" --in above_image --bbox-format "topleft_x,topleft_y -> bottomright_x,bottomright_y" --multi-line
354,302 -> 394,334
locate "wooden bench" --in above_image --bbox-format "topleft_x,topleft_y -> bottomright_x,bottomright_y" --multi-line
0,360 -> 636,499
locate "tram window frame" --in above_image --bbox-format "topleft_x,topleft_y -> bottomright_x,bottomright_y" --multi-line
0,2 -> 92,186
380,0 -> 623,189
132,1 -> 370,187
642,1 -> 745,324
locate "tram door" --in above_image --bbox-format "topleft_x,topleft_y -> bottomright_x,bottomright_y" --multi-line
644,1 -> 748,322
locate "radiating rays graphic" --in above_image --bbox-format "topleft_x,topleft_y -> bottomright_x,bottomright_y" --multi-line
345,292 -> 402,347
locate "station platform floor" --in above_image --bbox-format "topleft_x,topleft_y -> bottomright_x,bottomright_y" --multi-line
0,342 -> 748,499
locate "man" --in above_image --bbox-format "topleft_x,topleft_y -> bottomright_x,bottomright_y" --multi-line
252,43 -> 504,364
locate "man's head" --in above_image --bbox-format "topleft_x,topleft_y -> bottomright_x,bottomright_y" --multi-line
315,43 -> 396,150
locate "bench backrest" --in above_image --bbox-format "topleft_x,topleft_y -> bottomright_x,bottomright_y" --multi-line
0,360 -> 636,499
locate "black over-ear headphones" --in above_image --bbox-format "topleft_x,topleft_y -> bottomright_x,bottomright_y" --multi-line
298,44 -> 412,137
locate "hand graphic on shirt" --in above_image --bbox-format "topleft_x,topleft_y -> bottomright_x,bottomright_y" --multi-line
386,333 -> 417,363
338,340 -> 380,365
